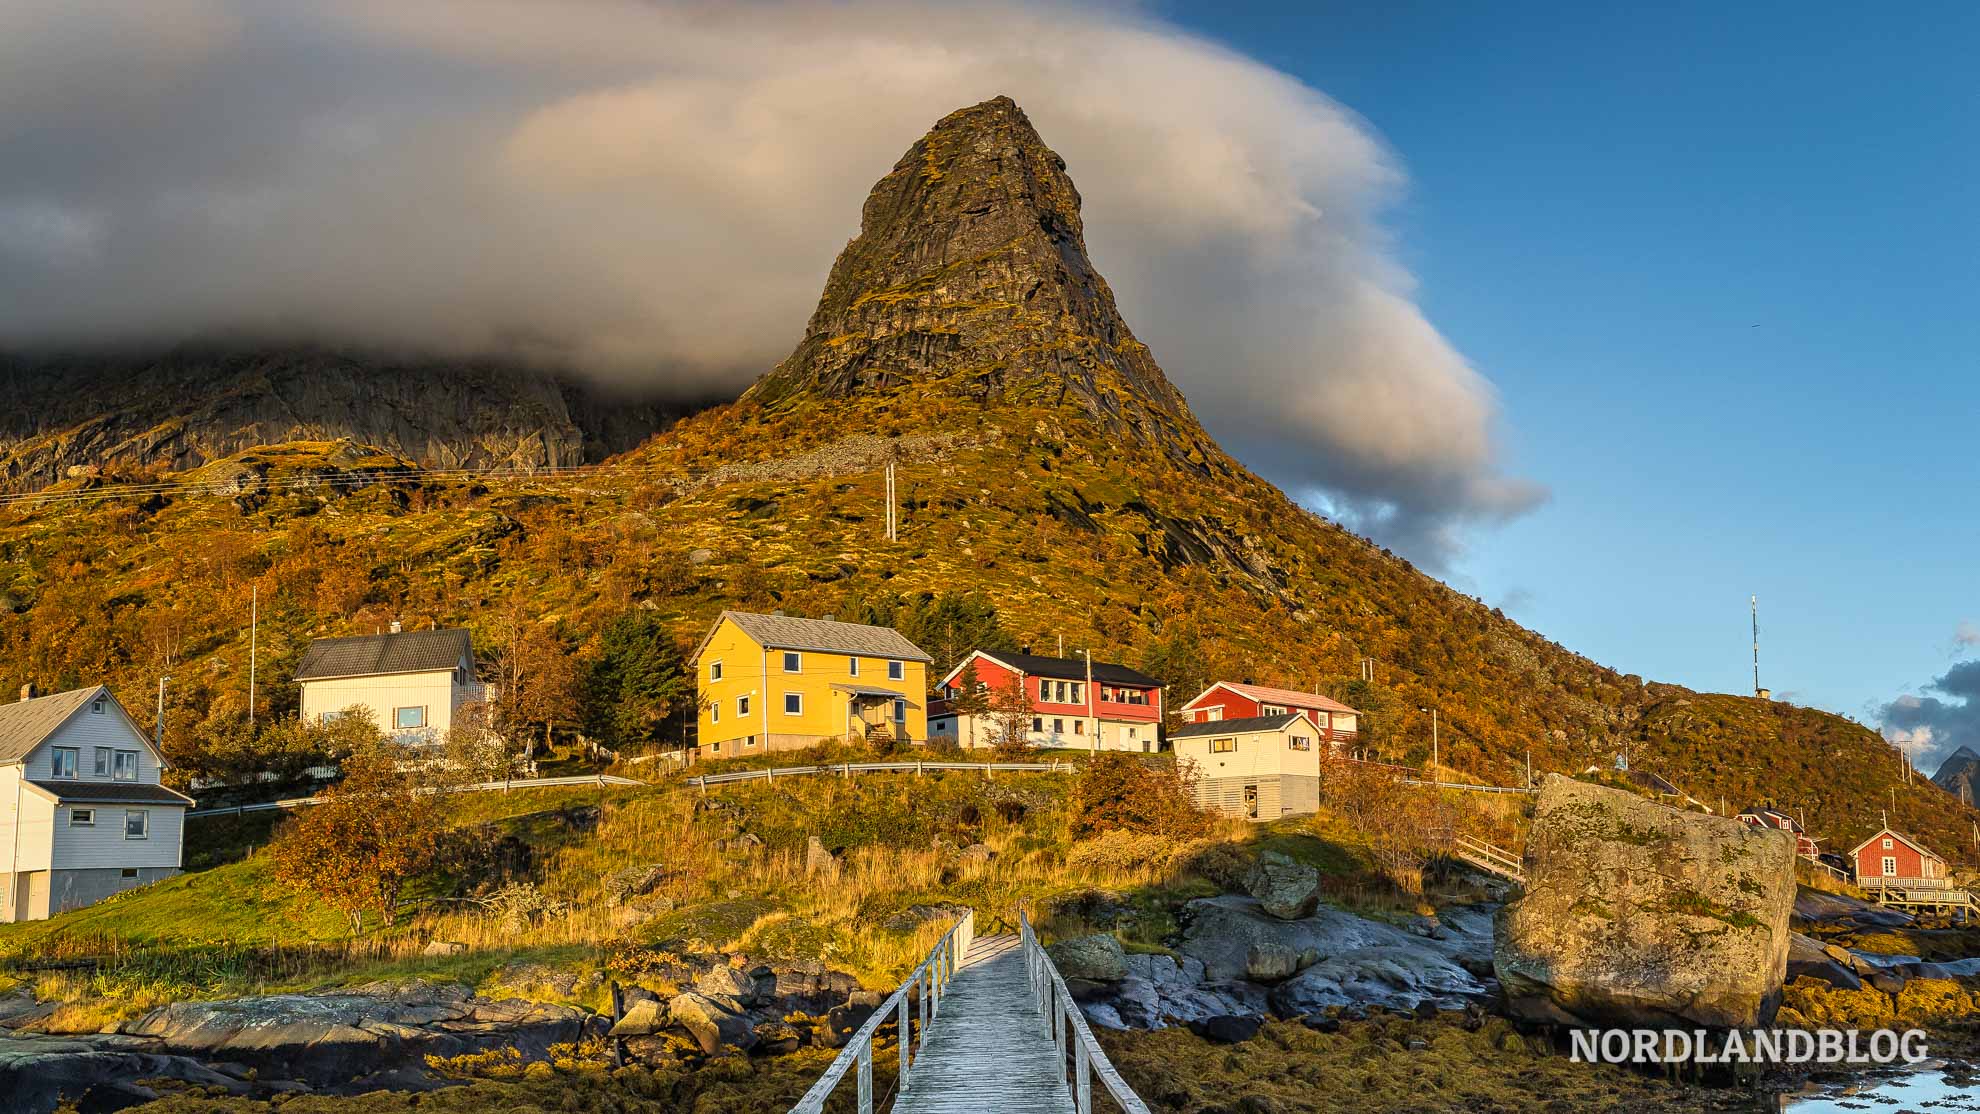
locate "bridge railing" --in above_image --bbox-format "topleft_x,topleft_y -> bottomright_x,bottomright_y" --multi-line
689,760 -> 1073,789
1019,909 -> 1151,1114
789,908 -> 975,1114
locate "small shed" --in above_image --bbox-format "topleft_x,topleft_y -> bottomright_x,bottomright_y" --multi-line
1169,712 -> 1325,821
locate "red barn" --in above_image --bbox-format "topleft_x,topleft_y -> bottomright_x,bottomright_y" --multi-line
1179,682 -> 1360,747
1849,828 -> 1949,891
928,650 -> 1163,752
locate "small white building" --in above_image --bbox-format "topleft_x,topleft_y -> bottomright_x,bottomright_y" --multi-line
2,685 -> 191,923
1170,712 -> 1326,821
296,627 -> 484,749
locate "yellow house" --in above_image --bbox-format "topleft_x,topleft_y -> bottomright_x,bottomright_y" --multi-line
692,611 -> 932,759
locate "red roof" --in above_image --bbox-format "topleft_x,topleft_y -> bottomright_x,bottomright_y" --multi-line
1182,681 -> 1359,716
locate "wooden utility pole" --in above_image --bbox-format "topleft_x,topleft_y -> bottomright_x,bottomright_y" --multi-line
248,585 -> 258,727
1082,649 -> 1097,753
884,461 -> 897,542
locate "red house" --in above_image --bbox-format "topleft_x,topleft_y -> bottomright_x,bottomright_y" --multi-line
1179,682 -> 1360,746
1849,828 -> 1949,891
928,650 -> 1163,752
1735,805 -> 1821,859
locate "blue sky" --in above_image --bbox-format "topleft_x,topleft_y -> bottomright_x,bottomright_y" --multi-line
1156,2 -> 1980,757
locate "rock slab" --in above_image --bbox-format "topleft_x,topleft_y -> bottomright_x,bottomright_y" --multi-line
1494,775 -> 1797,1029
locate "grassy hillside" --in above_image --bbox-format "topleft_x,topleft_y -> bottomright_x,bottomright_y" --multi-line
1,392 -> 1969,860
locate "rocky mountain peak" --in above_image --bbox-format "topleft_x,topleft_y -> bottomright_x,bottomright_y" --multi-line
745,97 -> 1207,457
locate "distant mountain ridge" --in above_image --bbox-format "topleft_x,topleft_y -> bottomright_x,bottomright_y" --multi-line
0,345 -> 710,490
1934,745 -> 1980,805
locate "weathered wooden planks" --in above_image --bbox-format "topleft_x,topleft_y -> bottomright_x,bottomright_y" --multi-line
892,935 -> 1077,1114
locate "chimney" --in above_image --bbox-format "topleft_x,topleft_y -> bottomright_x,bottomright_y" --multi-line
389,620 -> 402,634
19,682 -> 36,702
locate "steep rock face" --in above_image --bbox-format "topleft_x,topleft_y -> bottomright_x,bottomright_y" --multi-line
1933,746 -> 1980,805
0,347 -> 699,490
745,96 -> 1212,463
1495,775 -> 1797,1030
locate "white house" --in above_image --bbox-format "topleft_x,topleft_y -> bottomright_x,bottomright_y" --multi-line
1170,712 -> 1326,821
2,685 -> 192,923
296,627 -> 484,749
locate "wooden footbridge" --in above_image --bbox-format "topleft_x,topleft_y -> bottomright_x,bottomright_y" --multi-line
1449,834 -> 1525,884
790,909 -> 1149,1114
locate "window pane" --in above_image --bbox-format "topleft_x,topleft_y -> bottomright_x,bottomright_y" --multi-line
784,652 -> 801,672
394,706 -> 426,729
848,656 -> 859,676
888,660 -> 903,680
893,698 -> 906,721
94,749 -> 110,776
125,811 -> 148,838
784,693 -> 802,714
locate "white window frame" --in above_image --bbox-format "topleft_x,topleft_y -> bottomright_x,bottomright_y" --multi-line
70,808 -> 95,828
94,748 -> 111,777
711,701 -> 720,723
709,660 -> 724,682
393,706 -> 428,731
1882,856 -> 1897,877
784,692 -> 803,716
848,656 -> 860,677
738,694 -> 751,716
50,747 -> 79,779
888,660 -> 905,681
1289,735 -> 1312,751
90,697 -> 106,715
1882,838 -> 1894,849
113,750 -> 139,781
125,810 -> 150,840
783,651 -> 802,673
893,698 -> 907,722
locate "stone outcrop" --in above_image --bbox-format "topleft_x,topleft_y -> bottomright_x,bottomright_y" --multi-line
1494,775 -> 1797,1029
668,992 -> 756,1055
1245,851 -> 1323,920
1047,934 -> 1129,982
116,980 -> 602,1082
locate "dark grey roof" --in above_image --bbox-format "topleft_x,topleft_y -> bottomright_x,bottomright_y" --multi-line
0,686 -> 108,765
701,611 -> 932,663
1168,713 -> 1307,739
295,629 -> 474,681
979,651 -> 1161,688
27,780 -> 193,806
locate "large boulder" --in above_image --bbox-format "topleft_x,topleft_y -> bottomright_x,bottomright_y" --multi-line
1048,934 -> 1129,982
1494,775 -> 1797,1029
668,992 -> 756,1055
1245,852 -> 1321,920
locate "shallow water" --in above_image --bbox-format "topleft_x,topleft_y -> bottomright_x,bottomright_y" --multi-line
1782,1064 -> 1979,1111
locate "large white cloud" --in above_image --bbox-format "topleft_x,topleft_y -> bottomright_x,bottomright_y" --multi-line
0,0 -> 1542,564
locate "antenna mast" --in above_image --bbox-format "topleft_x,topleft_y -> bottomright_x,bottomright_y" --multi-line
1751,595 -> 1763,698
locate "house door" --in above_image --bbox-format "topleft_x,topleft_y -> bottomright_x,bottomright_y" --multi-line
1244,784 -> 1259,820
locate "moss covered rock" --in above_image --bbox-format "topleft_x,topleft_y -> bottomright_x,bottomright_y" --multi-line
1495,775 -> 1797,1028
